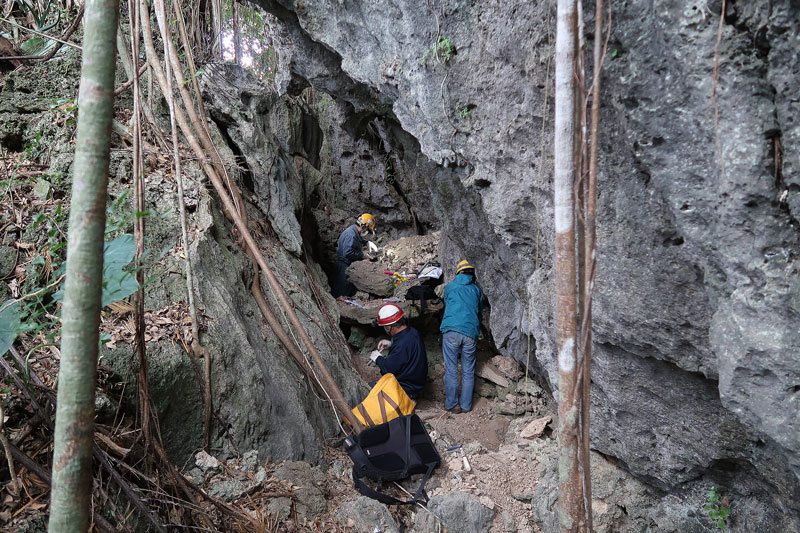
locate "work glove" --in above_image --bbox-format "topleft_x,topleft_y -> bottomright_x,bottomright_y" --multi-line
369,350 -> 383,363
366,242 -> 380,261
377,339 -> 392,351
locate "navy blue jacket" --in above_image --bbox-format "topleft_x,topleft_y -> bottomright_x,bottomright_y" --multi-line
333,224 -> 365,297
377,326 -> 428,398
440,273 -> 484,339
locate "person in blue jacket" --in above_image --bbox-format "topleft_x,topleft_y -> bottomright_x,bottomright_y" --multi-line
440,260 -> 484,413
332,213 -> 376,298
370,303 -> 428,399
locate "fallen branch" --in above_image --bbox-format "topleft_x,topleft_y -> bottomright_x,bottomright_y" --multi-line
0,403 -> 20,496
4,347 -> 163,532
0,442 -> 118,533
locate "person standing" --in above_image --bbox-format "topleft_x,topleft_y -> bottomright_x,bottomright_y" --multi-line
440,260 -> 484,413
370,303 -> 428,399
332,213 -> 376,298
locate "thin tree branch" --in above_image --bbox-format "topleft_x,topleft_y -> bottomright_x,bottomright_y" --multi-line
41,4 -> 85,61
0,15 -> 83,50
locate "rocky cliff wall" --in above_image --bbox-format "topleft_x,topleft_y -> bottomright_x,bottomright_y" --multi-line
245,0 -> 800,529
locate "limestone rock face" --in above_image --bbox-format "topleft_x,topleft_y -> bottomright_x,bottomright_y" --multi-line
248,0 -> 799,527
91,67 -> 366,466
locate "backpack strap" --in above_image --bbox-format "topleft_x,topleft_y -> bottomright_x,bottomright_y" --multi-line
410,462 -> 436,505
378,391 -> 404,421
351,466 -> 409,506
351,463 -> 437,507
405,415 -> 412,471
357,404 -> 375,427
378,390 -> 389,424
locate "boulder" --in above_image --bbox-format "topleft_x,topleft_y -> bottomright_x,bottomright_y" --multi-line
208,479 -> 246,502
195,451 -> 221,472
519,415 -> 551,440
413,491 -> 495,533
337,297 -> 443,326
475,362 -> 509,388
346,260 -> 395,297
272,461 -> 328,520
490,355 -> 523,382
335,496 -> 400,533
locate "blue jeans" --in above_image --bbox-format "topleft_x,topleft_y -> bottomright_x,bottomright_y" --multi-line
442,331 -> 477,411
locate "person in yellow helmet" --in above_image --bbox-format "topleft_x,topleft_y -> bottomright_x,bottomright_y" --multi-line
440,260 -> 484,414
332,213 -> 377,297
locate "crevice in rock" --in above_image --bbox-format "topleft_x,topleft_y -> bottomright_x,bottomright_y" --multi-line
298,111 -> 323,170
386,156 -> 423,235
211,115 -> 256,194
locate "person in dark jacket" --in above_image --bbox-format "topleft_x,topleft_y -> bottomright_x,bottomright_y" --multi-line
370,303 -> 428,399
332,213 -> 377,298
440,260 -> 484,413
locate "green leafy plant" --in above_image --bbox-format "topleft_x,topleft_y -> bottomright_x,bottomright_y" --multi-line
19,35 -> 58,57
49,98 -> 77,128
456,103 -> 473,119
183,68 -> 205,85
705,485 -> 731,531
0,300 -> 21,356
105,189 -> 131,234
1,234 -> 140,357
22,130 -> 44,161
53,234 -> 140,308
318,94 -> 333,113
421,35 -> 455,65
32,201 -> 68,272
14,0 -> 59,31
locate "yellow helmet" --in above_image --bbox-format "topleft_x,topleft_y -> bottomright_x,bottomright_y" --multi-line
357,213 -> 376,233
455,259 -> 474,275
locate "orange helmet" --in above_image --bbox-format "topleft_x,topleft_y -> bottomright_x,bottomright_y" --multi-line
357,213 -> 376,233
376,302 -> 404,326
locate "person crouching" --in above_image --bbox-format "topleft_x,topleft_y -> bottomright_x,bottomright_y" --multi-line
370,303 -> 428,399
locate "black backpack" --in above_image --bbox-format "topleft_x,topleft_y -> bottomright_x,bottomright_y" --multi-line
343,414 -> 441,506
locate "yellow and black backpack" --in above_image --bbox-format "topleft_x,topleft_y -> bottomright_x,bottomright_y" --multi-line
351,373 -> 416,427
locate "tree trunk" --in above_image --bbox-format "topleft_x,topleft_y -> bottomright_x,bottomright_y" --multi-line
211,0 -> 223,57
554,0 -> 584,530
579,1 -> 605,531
233,0 -> 242,65
48,0 -> 119,531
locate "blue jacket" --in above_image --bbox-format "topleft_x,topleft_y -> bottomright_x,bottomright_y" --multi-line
377,327 -> 428,398
332,224 -> 365,297
440,274 -> 484,339
337,224 -> 365,265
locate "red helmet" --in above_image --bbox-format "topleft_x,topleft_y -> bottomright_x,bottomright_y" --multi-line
376,303 -> 404,326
